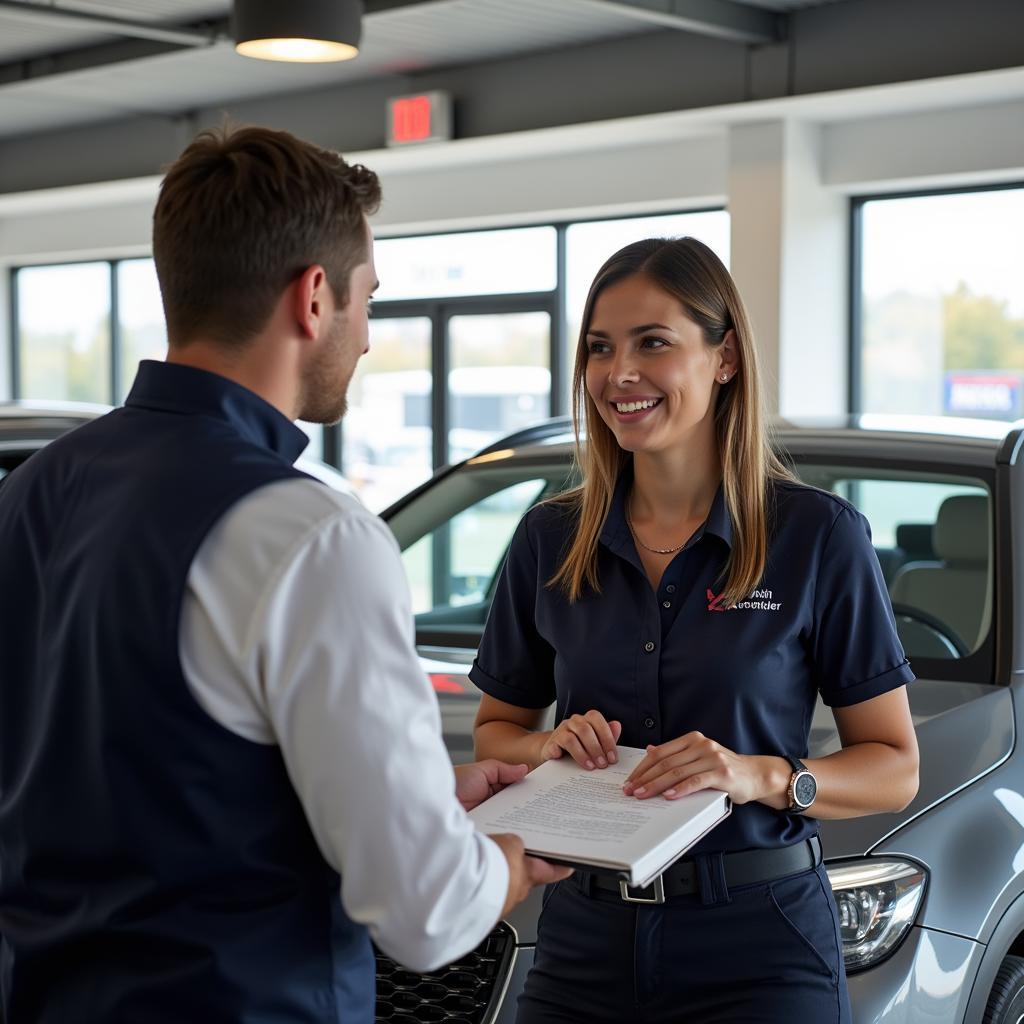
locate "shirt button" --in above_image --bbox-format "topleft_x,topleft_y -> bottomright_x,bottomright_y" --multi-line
644,641 -> 656,652
662,600 -> 672,609
666,584 -> 677,593
643,716 -> 656,729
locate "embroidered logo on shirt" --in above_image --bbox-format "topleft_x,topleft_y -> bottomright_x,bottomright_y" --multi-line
707,588 -> 782,612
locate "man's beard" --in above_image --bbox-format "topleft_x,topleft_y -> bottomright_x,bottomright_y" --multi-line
299,317 -> 351,425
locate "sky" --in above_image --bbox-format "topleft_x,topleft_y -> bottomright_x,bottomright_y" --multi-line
861,188 -> 1024,317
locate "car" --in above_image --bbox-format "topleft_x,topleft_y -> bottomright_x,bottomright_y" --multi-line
377,413 -> 1024,1024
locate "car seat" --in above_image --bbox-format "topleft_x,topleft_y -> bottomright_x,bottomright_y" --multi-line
889,494 -> 990,655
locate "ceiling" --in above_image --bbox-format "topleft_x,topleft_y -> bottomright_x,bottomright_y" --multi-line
0,0 -> 850,140
0,0 -> 1020,199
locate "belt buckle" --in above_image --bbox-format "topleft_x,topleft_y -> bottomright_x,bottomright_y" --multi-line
618,875 -> 665,905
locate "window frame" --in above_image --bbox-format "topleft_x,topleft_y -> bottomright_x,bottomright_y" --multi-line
848,180 -> 1024,416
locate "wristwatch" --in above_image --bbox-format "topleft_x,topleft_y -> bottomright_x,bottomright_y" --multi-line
785,755 -> 817,813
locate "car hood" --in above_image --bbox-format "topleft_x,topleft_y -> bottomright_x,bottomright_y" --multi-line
816,678 -> 1012,859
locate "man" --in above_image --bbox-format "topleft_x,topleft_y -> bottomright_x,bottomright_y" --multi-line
0,125 -> 568,1023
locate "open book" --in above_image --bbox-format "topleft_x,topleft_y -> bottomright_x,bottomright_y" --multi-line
468,746 -> 731,888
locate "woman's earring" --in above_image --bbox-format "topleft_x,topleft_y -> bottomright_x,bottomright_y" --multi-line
720,373 -> 729,382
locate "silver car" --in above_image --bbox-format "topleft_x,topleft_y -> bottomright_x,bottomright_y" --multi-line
379,414 -> 1024,1024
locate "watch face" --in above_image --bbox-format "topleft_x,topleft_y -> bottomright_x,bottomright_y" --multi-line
794,772 -> 817,807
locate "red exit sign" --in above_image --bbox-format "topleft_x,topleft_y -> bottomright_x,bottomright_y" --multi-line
386,90 -> 452,147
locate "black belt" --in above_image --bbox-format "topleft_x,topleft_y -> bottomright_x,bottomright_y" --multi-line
585,836 -> 822,905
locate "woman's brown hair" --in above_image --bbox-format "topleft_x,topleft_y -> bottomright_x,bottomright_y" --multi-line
549,236 -> 792,606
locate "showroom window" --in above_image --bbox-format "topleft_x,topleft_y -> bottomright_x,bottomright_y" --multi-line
11,209 -> 729,508
14,261 -> 114,405
10,258 -> 331,459
13,258 -> 166,406
853,184 -> 1024,420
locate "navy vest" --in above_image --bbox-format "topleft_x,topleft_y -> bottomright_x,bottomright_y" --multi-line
0,362 -> 374,1022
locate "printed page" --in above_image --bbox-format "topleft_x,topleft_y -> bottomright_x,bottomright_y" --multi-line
468,746 -> 729,877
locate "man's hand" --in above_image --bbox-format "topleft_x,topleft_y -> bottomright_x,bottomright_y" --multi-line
489,834 -> 573,917
454,759 -> 529,811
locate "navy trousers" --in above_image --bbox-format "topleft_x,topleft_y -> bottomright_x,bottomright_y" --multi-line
517,862 -> 852,1024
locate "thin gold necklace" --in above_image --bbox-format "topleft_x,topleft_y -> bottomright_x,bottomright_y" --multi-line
626,501 -> 689,555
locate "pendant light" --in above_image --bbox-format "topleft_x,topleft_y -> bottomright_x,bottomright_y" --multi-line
233,0 -> 363,63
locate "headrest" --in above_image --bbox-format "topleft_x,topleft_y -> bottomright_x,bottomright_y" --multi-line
895,523 -> 934,560
934,494 -> 989,565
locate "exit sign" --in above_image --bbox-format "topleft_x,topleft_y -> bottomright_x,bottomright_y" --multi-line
386,91 -> 452,147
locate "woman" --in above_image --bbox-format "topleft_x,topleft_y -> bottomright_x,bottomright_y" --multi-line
469,237 -> 919,1023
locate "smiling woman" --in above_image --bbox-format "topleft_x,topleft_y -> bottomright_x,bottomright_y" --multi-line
558,237 -> 783,609
470,236 -> 919,1024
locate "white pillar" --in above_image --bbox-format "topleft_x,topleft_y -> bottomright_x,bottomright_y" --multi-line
728,120 -> 847,418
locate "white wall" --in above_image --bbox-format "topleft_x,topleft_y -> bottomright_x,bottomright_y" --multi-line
1,66 -> 1022,412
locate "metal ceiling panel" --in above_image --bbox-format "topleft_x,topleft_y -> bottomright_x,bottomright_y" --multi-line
8,0 -> 225,20
0,0 -> 225,62
0,0 -> 859,141
0,17 -> 110,61
0,0 -> 662,140
365,0 -> 659,67
732,0 -> 849,9
71,0 -> 224,16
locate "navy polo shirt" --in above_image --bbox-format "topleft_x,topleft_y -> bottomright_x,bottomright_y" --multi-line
469,467 -> 915,853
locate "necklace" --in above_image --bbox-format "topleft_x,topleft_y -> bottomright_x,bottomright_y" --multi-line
626,502 -> 689,555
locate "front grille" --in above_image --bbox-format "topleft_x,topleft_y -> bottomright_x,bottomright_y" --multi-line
375,923 -> 516,1023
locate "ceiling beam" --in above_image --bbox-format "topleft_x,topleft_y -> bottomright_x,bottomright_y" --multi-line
576,0 -> 784,45
0,0 -> 222,47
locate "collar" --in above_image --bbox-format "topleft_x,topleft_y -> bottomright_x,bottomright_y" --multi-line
600,461 -> 734,557
125,360 -> 309,465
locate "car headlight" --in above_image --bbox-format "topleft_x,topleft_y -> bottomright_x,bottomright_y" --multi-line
826,859 -> 927,972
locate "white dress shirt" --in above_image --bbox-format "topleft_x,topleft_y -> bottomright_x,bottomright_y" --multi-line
179,477 -> 508,973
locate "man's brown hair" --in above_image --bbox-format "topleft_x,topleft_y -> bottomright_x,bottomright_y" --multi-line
153,124 -> 381,347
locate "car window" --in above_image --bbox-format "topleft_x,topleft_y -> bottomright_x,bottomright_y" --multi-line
402,478 -> 548,616
795,464 -> 992,662
388,460 -> 575,643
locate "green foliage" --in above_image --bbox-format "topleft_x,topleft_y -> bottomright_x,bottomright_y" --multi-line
20,327 -> 110,404
944,282 -> 1024,371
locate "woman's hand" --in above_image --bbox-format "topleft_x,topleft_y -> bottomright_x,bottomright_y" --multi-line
540,710 -> 623,769
622,731 -> 788,806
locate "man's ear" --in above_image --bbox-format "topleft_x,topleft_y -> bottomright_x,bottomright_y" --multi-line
293,264 -> 329,341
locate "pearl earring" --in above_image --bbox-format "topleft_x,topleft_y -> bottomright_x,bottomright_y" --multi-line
720,373 -> 729,382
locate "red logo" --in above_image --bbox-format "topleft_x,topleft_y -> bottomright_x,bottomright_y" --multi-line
706,589 -> 729,612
